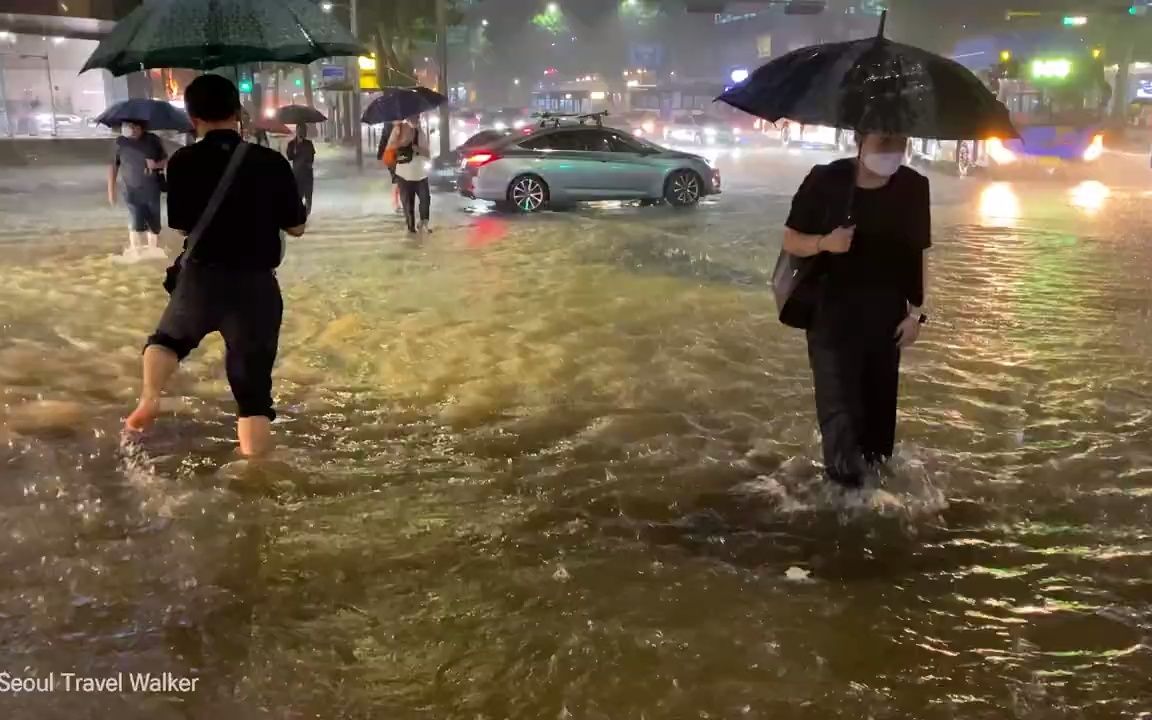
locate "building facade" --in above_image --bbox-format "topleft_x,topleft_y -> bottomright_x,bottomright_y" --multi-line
0,0 -> 142,136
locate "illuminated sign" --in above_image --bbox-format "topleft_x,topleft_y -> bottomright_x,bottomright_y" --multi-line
1031,59 -> 1072,80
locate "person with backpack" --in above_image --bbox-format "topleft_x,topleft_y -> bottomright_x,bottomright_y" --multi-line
124,74 -> 308,457
385,115 -> 431,234
781,132 -> 931,488
377,121 -> 404,215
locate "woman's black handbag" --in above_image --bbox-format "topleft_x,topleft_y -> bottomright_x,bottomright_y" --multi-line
164,143 -> 251,294
772,161 -> 856,329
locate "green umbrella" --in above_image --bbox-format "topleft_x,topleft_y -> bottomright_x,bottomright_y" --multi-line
81,0 -> 366,76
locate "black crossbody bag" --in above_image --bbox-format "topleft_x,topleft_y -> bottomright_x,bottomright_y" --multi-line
163,142 -> 251,294
772,160 -> 856,329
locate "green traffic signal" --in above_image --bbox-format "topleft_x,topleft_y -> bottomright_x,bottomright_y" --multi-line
239,79 -> 253,93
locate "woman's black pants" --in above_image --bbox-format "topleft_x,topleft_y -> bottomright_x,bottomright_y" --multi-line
805,288 -> 905,486
397,177 -> 430,232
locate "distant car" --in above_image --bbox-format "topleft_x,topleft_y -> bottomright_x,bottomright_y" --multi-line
779,120 -> 853,152
431,129 -> 513,190
458,122 -> 720,212
478,108 -> 533,133
663,112 -> 739,146
621,110 -> 663,140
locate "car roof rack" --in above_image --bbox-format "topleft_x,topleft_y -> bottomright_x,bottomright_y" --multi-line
531,110 -> 610,128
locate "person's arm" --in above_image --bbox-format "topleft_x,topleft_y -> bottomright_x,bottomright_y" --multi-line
146,135 -> 168,170
385,126 -> 401,150
107,162 -> 119,205
896,175 -> 932,347
286,140 -> 297,161
906,174 -> 932,315
782,166 -> 853,257
108,143 -> 120,205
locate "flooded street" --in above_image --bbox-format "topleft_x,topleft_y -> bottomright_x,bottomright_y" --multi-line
2,147 -> 1151,719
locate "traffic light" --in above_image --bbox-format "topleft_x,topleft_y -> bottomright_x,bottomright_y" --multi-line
294,77 -> 303,87
238,77 -> 253,93
1062,15 -> 1087,26
1131,1 -> 1149,16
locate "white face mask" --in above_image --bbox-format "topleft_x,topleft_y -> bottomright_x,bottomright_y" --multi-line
862,152 -> 903,177
121,125 -> 138,138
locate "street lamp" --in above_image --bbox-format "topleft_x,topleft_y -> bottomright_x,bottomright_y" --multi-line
546,2 -> 560,13
481,18 -> 489,26
318,0 -> 362,169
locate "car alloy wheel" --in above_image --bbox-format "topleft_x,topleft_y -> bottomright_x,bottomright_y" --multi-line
510,176 -> 546,212
669,171 -> 701,206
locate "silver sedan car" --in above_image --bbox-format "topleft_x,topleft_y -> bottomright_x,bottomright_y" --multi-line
458,124 -> 721,212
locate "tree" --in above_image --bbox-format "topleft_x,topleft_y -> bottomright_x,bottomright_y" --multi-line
357,0 -> 469,88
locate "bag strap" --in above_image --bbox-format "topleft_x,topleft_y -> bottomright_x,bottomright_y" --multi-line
183,141 -> 250,261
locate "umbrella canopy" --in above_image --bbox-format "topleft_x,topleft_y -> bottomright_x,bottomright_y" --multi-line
718,12 -> 1017,140
361,87 -> 447,125
277,104 -> 327,125
251,117 -> 292,135
95,99 -> 192,132
81,0 -> 365,77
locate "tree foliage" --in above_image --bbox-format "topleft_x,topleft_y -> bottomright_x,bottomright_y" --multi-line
356,0 -> 468,88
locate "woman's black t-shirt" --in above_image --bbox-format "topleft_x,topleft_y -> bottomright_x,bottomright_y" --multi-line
785,158 -> 931,308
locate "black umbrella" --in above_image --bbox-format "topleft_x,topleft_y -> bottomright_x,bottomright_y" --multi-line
361,87 -> 447,125
81,0 -> 365,77
95,99 -> 192,132
277,104 -> 327,125
718,12 -> 1017,140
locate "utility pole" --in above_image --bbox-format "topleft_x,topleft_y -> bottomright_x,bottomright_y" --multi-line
437,0 -> 451,158
351,0 -> 364,170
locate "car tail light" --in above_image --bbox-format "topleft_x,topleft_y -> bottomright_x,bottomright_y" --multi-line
464,152 -> 500,168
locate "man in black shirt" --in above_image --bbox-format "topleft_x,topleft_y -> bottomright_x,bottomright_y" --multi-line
125,74 -> 307,457
782,133 -> 930,488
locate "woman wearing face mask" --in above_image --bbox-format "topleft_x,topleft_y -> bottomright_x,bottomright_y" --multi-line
108,119 -> 168,260
782,133 -> 931,488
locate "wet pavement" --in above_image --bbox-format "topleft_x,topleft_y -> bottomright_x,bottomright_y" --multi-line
1,146 -> 1151,719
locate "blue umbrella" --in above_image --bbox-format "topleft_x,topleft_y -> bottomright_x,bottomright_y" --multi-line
96,99 -> 193,132
361,87 -> 447,125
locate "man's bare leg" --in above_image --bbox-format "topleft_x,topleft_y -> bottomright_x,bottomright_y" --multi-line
125,345 -> 179,431
237,416 -> 272,457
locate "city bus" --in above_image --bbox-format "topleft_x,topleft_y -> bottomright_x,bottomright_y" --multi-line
910,51 -> 1109,176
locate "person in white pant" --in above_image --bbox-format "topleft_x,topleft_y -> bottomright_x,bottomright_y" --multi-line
108,120 -> 168,260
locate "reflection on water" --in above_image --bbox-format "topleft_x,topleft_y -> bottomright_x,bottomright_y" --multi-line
978,182 -> 1021,226
1069,180 -> 1111,215
1,170 -> 1151,718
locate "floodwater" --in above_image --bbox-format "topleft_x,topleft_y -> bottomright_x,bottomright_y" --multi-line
1,148 -> 1150,719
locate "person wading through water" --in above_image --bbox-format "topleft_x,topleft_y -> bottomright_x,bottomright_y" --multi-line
286,123 -> 316,217
783,132 -> 930,488
108,119 -> 168,261
386,115 -> 432,234
125,74 -> 308,457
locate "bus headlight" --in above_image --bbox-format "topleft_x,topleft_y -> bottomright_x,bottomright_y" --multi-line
1082,134 -> 1104,163
987,137 -> 1017,165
